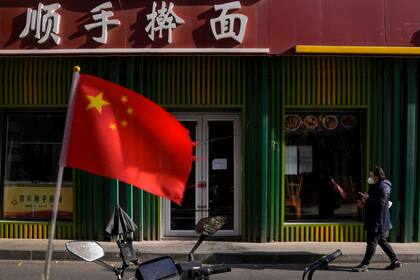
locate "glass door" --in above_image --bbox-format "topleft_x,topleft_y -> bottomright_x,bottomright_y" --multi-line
163,114 -> 241,237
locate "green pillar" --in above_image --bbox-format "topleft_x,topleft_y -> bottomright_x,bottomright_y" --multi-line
108,58 -> 120,218
390,60 -> 401,241
247,58 -> 259,242
403,60 -> 417,242
280,59 -> 286,242
108,180 -> 119,215
125,185 -> 134,218
135,57 -> 144,240
124,57 -> 135,219
416,80 -> 420,241
96,176 -> 105,240
260,58 -> 269,242
138,189 -> 144,241
270,59 -> 280,241
98,59 -> 106,240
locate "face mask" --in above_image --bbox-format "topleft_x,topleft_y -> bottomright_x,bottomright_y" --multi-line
367,177 -> 375,185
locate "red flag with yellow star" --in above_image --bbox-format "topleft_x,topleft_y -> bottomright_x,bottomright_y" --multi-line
61,74 -> 193,205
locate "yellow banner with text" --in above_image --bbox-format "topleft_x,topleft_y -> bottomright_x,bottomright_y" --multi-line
3,184 -> 73,220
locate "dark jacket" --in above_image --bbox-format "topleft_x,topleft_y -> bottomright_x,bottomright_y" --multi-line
363,179 -> 393,233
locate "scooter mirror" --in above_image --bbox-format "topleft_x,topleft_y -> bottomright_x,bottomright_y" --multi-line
195,215 -> 227,235
65,241 -> 105,262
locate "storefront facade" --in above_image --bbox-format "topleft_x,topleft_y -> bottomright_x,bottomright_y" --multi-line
0,1 -> 420,243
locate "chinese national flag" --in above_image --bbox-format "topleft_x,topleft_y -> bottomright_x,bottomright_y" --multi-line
61,74 -> 193,205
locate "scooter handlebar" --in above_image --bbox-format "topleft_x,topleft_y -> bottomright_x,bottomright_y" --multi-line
304,249 -> 342,272
206,264 -> 232,275
188,264 -> 231,278
323,249 -> 342,263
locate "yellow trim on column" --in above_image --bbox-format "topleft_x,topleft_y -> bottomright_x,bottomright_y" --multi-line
282,224 -> 365,242
0,221 -> 73,239
295,45 -> 420,55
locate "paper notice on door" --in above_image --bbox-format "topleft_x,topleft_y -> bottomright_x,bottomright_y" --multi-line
212,159 -> 228,170
285,145 -> 298,175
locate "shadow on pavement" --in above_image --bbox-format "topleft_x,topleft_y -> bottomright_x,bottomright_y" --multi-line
227,264 -> 390,275
204,252 -> 325,265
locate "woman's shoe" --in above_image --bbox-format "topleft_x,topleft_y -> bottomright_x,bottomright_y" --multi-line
352,264 -> 368,272
385,259 -> 401,270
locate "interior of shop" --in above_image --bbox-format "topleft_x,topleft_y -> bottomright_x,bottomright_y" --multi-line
284,110 -> 365,221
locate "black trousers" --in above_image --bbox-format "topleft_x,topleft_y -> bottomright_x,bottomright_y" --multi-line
362,231 -> 397,265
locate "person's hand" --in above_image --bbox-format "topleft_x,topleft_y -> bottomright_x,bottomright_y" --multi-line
356,192 -> 369,208
358,192 -> 369,201
357,199 -> 365,208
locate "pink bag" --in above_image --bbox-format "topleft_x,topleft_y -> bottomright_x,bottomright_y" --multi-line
330,178 -> 348,200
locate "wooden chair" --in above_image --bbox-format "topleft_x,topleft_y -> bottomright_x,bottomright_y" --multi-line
349,176 -> 357,203
285,175 -> 303,219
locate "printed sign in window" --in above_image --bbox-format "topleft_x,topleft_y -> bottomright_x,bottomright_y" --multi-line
3,184 -> 73,220
285,145 -> 298,175
212,158 -> 228,170
299,146 -> 313,173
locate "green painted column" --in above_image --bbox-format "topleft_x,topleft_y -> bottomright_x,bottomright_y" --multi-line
136,57 -> 144,241
96,176 -> 105,240
260,58 -> 269,242
125,187 -> 134,219
269,60 -> 278,241
124,58 -> 134,219
280,59 -> 286,242
403,60 -> 417,242
242,61 -> 251,241
138,189 -> 144,241
390,60 -> 401,241
108,58 -> 120,219
94,58 -> 105,240
382,62 -> 391,177
246,58 -> 259,242
416,79 -> 420,241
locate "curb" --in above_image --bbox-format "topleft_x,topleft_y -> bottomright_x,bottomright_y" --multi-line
1,250 -> 419,264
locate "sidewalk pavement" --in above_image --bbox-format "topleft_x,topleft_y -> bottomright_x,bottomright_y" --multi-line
1,238 -> 420,264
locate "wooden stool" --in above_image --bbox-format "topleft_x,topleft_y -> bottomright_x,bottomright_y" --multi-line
285,175 -> 303,219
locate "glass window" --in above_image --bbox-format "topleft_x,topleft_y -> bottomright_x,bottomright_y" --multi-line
208,121 -> 235,230
284,111 -> 364,221
170,121 -> 196,230
3,113 -> 73,221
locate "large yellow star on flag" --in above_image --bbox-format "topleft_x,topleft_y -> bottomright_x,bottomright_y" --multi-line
86,92 -> 110,113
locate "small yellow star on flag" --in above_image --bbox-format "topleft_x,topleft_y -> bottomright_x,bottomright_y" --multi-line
126,107 -> 134,115
86,92 -> 110,114
121,96 -> 128,103
121,120 -> 128,127
109,123 -> 117,130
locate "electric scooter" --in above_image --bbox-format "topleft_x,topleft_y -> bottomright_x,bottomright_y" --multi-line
66,215 -> 231,280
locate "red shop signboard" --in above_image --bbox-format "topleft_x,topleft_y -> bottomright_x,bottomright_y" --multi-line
2,1 -> 420,55
0,0 -> 270,54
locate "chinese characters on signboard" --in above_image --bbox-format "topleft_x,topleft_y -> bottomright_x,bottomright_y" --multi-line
84,2 -> 121,44
19,3 -> 61,45
3,185 -> 73,220
211,1 -> 248,43
146,1 -> 185,44
15,1 -> 248,45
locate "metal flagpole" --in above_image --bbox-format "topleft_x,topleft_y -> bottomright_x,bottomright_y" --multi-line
43,66 -> 80,280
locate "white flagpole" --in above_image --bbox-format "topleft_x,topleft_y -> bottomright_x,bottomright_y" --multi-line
43,66 -> 80,280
